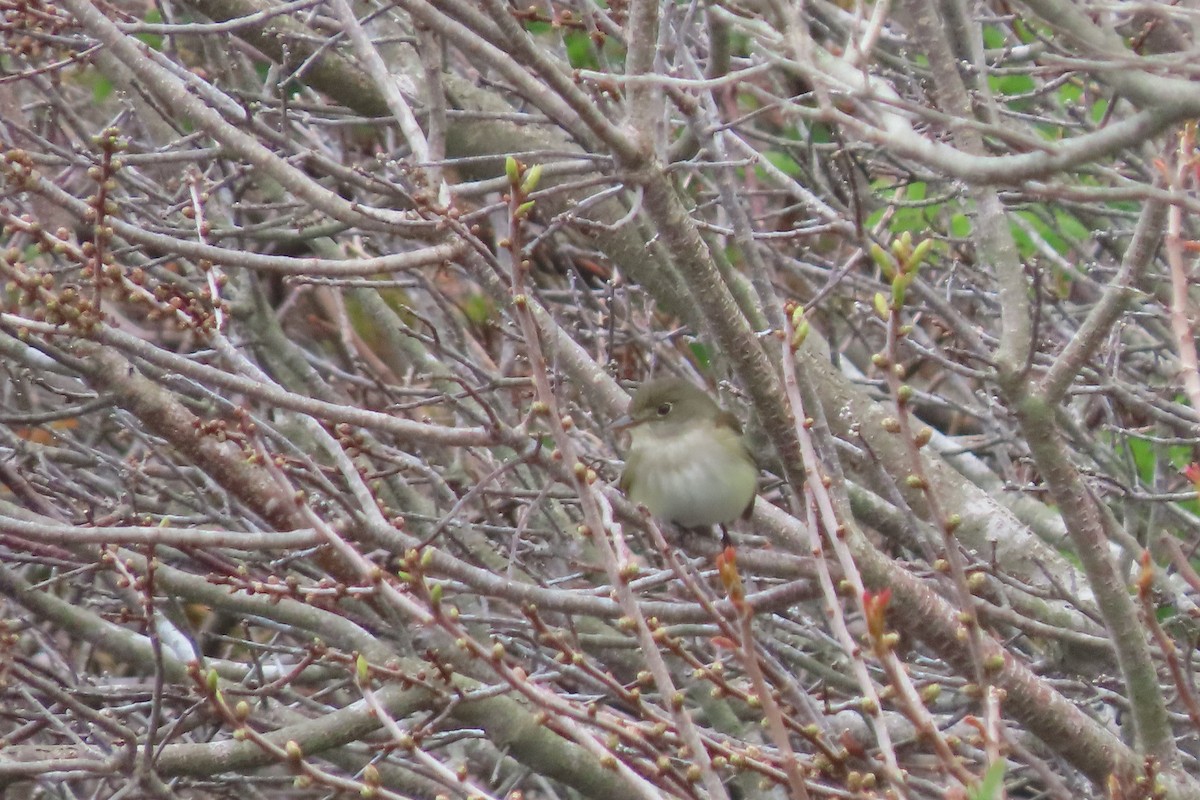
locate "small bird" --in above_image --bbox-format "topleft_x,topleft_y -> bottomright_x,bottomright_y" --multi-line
615,378 -> 757,542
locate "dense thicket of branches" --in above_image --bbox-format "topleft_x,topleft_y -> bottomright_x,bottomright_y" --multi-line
3,0 -> 1200,797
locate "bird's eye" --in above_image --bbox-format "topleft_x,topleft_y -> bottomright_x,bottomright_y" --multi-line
656,402 -> 672,416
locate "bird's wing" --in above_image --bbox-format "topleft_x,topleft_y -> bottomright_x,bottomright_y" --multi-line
618,449 -> 639,493
716,409 -> 744,435
714,412 -> 757,520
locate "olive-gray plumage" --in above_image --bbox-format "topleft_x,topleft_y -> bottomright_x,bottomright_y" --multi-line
617,378 -> 757,528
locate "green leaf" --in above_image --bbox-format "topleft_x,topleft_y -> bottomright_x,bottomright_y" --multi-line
461,293 -> 496,326
564,30 -> 599,70
1058,81 -> 1084,105
1054,210 -> 1089,242
1127,436 -> 1156,485
873,292 -> 890,320
968,759 -> 1007,800
728,31 -> 752,58
949,213 -> 971,237
90,73 -> 114,103
990,73 -> 1035,98
981,26 -> 1007,49
890,206 -> 927,235
870,243 -> 895,277
761,151 -> 802,178
1013,209 -> 1068,256
135,30 -> 164,49
808,122 -> 834,145
133,9 -> 164,49
520,164 -> 543,194
1009,222 -> 1033,258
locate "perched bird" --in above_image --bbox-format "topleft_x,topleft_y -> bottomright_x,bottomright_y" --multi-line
616,378 -> 757,540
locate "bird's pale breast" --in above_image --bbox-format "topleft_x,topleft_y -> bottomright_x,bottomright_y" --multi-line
626,423 -> 756,528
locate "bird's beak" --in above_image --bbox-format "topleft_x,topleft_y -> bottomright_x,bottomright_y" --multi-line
611,413 -> 634,432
